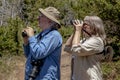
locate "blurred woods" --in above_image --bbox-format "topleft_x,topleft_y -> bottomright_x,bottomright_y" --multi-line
0,0 -> 120,59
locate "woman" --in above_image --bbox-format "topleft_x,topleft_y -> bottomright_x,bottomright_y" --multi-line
64,16 -> 106,80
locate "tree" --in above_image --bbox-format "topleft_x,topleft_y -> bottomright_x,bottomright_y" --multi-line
0,0 -> 22,26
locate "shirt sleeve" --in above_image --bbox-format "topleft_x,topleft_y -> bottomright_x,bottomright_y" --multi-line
23,44 -> 30,58
71,37 -> 104,56
28,33 -> 62,59
64,45 -> 72,54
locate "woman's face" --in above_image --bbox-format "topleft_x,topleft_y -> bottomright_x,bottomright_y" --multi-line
82,23 -> 92,37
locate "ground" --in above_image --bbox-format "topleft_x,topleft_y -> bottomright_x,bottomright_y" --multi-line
0,45 -> 120,80
0,45 -> 72,80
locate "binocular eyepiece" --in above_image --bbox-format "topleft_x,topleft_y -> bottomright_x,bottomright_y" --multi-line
22,30 -> 36,37
22,31 -> 27,37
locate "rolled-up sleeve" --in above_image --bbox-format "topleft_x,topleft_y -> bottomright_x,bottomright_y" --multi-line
71,37 -> 104,56
64,45 -> 72,53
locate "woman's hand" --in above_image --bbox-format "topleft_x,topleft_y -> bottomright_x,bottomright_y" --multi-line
71,20 -> 83,45
73,19 -> 83,31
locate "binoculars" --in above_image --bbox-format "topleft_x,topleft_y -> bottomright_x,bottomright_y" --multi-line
28,60 -> 43,80
22,30 -> 36,37
22,31 -> 27,37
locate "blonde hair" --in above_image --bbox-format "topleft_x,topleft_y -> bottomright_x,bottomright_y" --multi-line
84,16 -> 106,40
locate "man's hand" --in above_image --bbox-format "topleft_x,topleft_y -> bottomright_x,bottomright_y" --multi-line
23,36 -> 29,45
24,27 -> 34,37
22,27 -> 34,45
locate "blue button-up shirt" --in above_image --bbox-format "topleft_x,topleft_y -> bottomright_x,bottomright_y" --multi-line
23,28 -> 62,80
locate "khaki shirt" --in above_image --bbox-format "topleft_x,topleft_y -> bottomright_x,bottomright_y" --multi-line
64,36 -> 104,80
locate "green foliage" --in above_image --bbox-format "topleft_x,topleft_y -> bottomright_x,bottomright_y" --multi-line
0,0 -> 120,79
59,0 -> 120,57
0,0 -> 120,57
59,26 -> 73,43
0,17 -> 24,56
21,0 -> 41,23
0,1 -> 2,6
102,61 -> 120,80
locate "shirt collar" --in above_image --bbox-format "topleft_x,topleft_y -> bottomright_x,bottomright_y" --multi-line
41,28 -> 52,37
37,27 -> 52,39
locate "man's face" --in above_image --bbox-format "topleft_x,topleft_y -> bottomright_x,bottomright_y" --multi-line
38,13 -> 46,25
38,13 -> 50,29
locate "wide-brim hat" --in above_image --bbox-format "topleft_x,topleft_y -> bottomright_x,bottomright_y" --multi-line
39,7 -> 60,25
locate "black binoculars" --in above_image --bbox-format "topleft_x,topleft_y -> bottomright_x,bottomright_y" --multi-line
22,31 -> 27,37
28,60 -> 43,80
22,30 -> 36,37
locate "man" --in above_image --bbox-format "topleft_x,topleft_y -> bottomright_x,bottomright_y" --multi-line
22,7 -> 62,80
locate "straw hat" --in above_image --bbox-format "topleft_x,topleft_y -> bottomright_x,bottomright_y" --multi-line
39,7 -> 60,25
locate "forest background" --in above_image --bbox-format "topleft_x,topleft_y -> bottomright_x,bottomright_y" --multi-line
0,0 -> 120,80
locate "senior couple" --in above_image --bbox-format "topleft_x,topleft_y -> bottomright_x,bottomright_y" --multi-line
22,6 -> 109,80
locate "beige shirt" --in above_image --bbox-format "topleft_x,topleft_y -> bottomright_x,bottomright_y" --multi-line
64,36 -> 104,80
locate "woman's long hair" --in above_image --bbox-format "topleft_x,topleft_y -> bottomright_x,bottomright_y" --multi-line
83,16 -> 106,42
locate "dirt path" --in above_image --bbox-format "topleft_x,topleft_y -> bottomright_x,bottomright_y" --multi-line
1,45 -> 72,80
1,45 -> 119,80
61,52 -> 71,80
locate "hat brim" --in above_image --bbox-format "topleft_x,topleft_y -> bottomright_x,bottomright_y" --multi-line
39,8 -> 60,25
